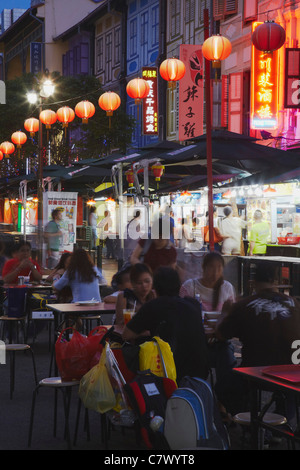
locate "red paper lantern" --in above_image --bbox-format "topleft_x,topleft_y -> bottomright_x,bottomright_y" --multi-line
202,35 -> 232,68
24,118 -> 39,137
126,78 -> 150,104
56,106 -> 75,128
75,100 -> 95,123
0,141 -> 15,157
11,131 -> 27,148
151,163 -> 164,181
159,58 -> 186,84
0,150 -> 3,161
125,169 -> 134,187
252,21 -> 286,53
98,91 -> 121,116
39,109 -> 57,129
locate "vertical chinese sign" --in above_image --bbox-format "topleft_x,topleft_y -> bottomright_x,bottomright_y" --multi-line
179,45 -> 204,141
250,22 -> 279,130
30,42 -> 42,75
142,67 -> 159,135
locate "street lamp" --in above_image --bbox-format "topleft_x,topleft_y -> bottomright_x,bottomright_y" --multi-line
27,75 -> 55,263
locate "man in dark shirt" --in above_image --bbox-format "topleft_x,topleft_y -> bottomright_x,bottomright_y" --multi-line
215,261 -> 300,417
122,267 -> 209,383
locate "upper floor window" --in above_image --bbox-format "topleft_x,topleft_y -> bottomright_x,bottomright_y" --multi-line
213,0 -> 238,20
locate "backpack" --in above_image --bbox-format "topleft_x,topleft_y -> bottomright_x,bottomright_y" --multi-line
124,371 -> 177,449
163,376 -> 230,450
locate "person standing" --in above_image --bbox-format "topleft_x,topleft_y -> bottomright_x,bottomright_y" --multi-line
98,210 -> 115,259
248,209 -> 270,256
44,208 -> 63,269
124,210 -> 142,261
89,206 -> 98,250
220,206 -> 247,255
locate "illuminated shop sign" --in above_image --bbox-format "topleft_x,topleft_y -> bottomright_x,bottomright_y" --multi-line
142,67 -> 159,135
251,22 -> 279,130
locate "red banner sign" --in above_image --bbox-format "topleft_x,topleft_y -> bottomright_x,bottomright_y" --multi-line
142,67 -> 159,135
179,45 -> 204,141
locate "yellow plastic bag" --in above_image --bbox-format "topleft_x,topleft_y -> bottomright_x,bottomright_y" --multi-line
139,336 -> 177,384
78,343 -> 116,414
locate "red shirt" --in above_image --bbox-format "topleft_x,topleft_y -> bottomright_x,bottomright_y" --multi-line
2,258 -> 42,284
139,239 -> 177,273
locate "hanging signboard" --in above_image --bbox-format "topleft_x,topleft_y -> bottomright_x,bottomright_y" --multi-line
43,192 -> 78,252
250,22 -> 279,130
179,44 -> 204,141
142,66 -> 159,135
284,48 -> 300,108
30,42 -> 42,75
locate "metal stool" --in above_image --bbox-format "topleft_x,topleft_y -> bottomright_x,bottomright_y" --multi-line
6,343 -> 38,399
79,315 -> 103,335
28,377 -> 81,450
233,412 -> 287,449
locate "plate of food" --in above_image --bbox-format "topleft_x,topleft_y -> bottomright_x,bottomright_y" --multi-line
76,300 -> 100,306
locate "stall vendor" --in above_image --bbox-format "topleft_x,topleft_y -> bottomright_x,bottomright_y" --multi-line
248,209 -> 270,256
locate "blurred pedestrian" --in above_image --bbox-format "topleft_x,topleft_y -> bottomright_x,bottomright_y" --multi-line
220,206 -> 247,255
130,217 -> 177,273
248,209 -> 270,256
98,210 -> 115,259
44,208 -> 63,268
89,206 -> 98,249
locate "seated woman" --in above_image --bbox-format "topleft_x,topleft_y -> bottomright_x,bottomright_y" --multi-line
180,251 -> 237,419
45,252 -> 72,283
53,248 -> 106,303
114,263 -> 155,327
2,241 -> 42,284
180,251 -> 235,311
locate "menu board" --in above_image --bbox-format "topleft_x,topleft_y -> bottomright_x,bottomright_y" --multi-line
43,191 -> 78,252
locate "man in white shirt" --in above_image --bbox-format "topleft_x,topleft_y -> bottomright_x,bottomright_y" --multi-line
220,206 -> 247,255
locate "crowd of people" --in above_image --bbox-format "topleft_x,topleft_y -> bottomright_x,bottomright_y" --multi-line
0,206 -> 298,433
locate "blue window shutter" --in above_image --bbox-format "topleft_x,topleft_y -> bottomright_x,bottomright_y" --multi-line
80,43 -> 89,75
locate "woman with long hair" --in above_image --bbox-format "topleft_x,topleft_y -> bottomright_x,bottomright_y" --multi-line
114,263 -> 155,326
180,251 -> 237,421
53,248 -> 106,303
45,252 -> 72,283
179,251 -> 235,311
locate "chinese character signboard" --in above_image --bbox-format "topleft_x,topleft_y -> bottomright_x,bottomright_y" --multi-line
43,192 -> 78,253
284,48 -> 300,108
142,67 -> 159,135
30,42 -> 42,75
250,22 -> 279,130
179,45 -> 204,141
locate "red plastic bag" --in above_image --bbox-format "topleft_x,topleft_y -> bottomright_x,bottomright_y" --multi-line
87,326 -> 108,369
55,327 -> 107,381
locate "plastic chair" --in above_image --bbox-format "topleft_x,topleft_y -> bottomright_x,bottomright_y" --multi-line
28,377 -> 83,450
5,343 -> 38,399
0,287 -> 28,343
